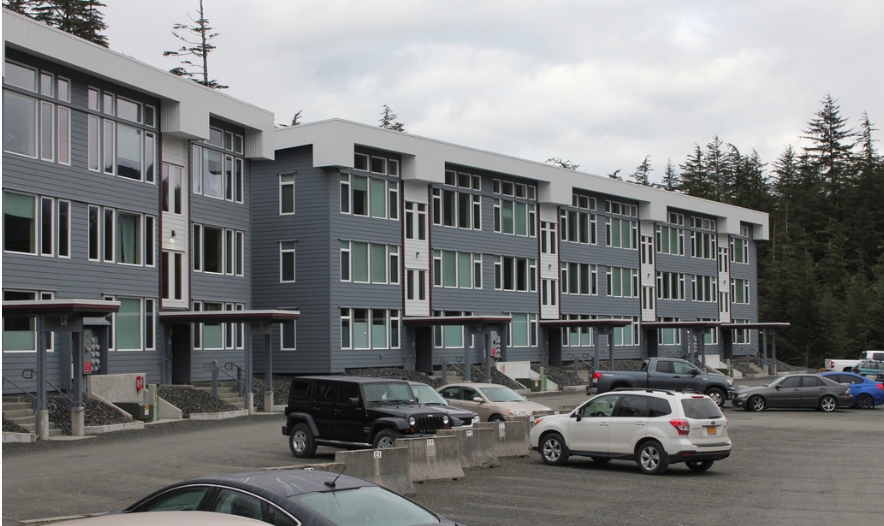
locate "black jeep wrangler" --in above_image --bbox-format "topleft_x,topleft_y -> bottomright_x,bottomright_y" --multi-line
281,376 -> 455,458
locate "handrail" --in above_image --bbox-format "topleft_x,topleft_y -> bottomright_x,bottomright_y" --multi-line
224,362 -> 265,396
2,375 -> 38,409
202,361 -> 261,400
46,380 -> 83,409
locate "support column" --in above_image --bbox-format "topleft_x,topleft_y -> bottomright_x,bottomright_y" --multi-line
70,332 -> 84,437
264,331 -> 273,413
463,325 -> 472,382
592,328 -> 600,370
483,329 -> 492,381
606,328 -> 614,370
36,316 -> 47,441
762,330 -> 769,374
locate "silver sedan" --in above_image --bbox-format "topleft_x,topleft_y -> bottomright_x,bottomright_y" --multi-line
732,374 -> 853,412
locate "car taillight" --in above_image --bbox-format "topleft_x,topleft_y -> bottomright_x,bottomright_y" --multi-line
592,371 -> 603,380
876,384 -> 884,390
669,419 -> 690,436
829,361 -> 835,369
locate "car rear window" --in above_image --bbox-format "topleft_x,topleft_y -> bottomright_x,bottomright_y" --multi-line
680,398 -> 723,419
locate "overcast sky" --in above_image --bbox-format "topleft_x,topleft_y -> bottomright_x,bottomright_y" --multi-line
102,1 -> 884,182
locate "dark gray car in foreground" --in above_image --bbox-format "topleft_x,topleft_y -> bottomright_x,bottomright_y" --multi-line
732,373 -> 852,411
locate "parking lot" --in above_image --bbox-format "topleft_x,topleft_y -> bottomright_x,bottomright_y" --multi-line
3,389 -> 882,526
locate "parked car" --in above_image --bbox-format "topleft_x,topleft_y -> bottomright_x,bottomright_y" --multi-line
588,357 -> 735,407
851,360 -> 884,378
282,376 -> 453,458
731,374 -> 853,412
823,350 -> 884,372
819,371 -> 884,409
408,381 -> 479,426
118,469 -> 463,525
55,512 -> 266,525
437,382 -> 552,422
529,389 -> 731,475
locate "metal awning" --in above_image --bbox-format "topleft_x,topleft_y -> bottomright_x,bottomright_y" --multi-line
2,299 -> 120,317
403,315 -> 511,327
641,321 -> 721,329
158,309 -> 299,325
539,318 -> 632,328
719,322 -> 790,330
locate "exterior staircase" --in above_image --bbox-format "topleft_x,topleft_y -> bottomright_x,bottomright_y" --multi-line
2,396 -> 62,437
192,385 -> 246,409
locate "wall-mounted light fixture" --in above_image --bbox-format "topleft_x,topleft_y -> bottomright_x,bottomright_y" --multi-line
170,230 -> 177,244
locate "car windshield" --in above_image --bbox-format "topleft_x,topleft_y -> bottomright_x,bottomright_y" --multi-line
410,385 -> 447,406
680,398 -> 724,419
481,386 -> 525,403
362,383 -> 415,404
293,486 -> 439,526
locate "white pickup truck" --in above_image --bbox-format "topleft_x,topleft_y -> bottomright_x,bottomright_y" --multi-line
824,350 -> 884,371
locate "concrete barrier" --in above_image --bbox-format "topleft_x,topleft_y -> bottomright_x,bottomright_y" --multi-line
333,447 -> 415,495
436,427 -> 500,469
474,420 -> 531,458
394,436 -> 464,482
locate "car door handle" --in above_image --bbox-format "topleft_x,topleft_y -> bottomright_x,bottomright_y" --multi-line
599,423 -> 609,427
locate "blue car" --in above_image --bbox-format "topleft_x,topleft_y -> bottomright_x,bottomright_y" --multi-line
819,371 -> 884,409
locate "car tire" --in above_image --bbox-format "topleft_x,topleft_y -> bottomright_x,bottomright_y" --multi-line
539,433 -> 569,466
818,395 -> 837,412
489,415 -> 505,422
590,456 -> 612,464
685,460 -> 714,472
747,395 -> 765,412
636,440 -> 669,475
705,387 -> 726,407
856,393 -> 874,410
289,423 -> 317,458
372,428 -> 401,449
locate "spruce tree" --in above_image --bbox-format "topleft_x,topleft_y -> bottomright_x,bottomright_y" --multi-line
24,0 -> 109,47
628,155 -> 652,186
163,0 -> 227,89
546,158 -> 579,170
800,94 -> 856,199
661,159 -> 680,191
379,105 -> 406,132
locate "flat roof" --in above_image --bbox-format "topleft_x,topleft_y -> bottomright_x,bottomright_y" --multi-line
158,310 -> 299,324
538,319 -> 633,328
641,321 -> 722,329
403,315 -> 512,327
2,299 -> 120,317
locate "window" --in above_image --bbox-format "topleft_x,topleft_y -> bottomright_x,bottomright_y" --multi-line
657,271 -> 685,300
692,275 -> 717,302
405,202 -> 427,240
434,187 -> 481,230
612,316 -> 639,346
541,221 -> 557,254
193,224 -> 244,276
658,317 -> 681,345
641,236 -> 654,265
656,224 -> 684,255
58,200 -> 70,258
718,246 -> 729,273
3,90 -> 37,157
281,319 -> 296,350
340,241 -> 399,284
561,314 -> 595,347
561,262 -> 597,295
559,209 -> 595,244
406,269 -> 427,301
105,296 -> 153,351
691,230 -> 716,259
340,173 -> 398,219
541,279 -> 558,307
606,216 -> 637,249
116,212 -> 142,265
191,129 -> 244,203
733,319 -> 750,344
731,236 -> 748,264
494,256 -> 536,292
162,251 -> 184,301
162,164 -> 184,214
4,192 -> 36,254
492,180 -> 536,236
4,62 -> 71,164
83,89 -> 156,182
279,174 -> 295,214
3,290 -> 55,352
606,266 -> 638,298
732,278 -> 750,304
85,205 -> 153,266
433,310 -> 472,349
508,313 -> 538,347
642,286 -> 655,311
280,241 -> 296,282
700,319 -> 719,345
433,250 -> 482,289
340,308 -> 400,350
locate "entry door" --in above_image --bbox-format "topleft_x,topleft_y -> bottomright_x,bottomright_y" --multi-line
171,324 -> 192,385
415,327 -> 433,373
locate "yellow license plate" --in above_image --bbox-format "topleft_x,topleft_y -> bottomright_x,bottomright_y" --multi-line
706,427 -> 717,436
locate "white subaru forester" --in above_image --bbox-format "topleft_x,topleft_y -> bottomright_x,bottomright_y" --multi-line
529,388 -> 731,475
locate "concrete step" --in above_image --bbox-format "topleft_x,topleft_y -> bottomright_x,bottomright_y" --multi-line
3,407 -> 35,419
191,386 -> 246,409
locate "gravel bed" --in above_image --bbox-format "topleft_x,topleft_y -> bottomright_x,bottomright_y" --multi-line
47,394 -> 133,435
3,419 -> 30,434
157,386 -> 236,417
531,364 -> 584,387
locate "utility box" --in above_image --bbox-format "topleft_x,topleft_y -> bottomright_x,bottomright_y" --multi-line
116,402 -> 154,421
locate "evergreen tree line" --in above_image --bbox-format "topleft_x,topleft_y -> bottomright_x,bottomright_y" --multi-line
623,94 -> 884,367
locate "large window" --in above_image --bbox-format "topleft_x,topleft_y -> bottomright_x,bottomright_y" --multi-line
2,290 -> 54,352
541,221 -> 557,254
561,262 -> 597,295
692,275 -> 717,302
491,178 -> 536,236
162,164 -> 184,214
612,316 -> 639,346
658,317 -> 681,345
507,313 -> 538,347
406,269 -> 427,301
191,301 -> 244,351
86,88 -> 156,182
433,170 -> 481,230
104,296 -> 155,351
656,224 -> 684,255
191,126 -> 244,203
657,271 -> 685,300
4,191 -> 36,254
340,241 -> 399,284
3,61 -> 71,164
432,310 -> 472,349
433,250 -> 481,289
162,251 -> 184,301
404,202 -> 427,240
340,308 -> 400,350
606,217 -> 638,249
733,319 -> 750,344
691,230 -> 716,259
494,256 -> 536,292
731,235 -> 748,264
561,314 -> 594,347
87,205 -> 155,267
606,266 -> 638,298
193,224 -> 243,276
342,154 -> 399,220
732,278 -> 750,304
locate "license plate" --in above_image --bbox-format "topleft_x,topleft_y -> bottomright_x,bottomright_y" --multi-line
706,426 -> 717,436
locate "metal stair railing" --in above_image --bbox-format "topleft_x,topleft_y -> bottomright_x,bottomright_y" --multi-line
201,361 -> 262,400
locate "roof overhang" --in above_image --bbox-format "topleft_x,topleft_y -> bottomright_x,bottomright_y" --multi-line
539,318 -> 632,328
719,322 -> 790,330
641,321 -> 721,330
403,316 -> 512,327
2,299 -> 120,317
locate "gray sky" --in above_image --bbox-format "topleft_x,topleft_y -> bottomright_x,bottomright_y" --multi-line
103,1 -> 883,182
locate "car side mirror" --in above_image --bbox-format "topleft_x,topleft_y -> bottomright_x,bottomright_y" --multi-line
473,397 -> 484,403
349,397 -> 361,407
774,385 -> 781,390
691,369 -> 699,376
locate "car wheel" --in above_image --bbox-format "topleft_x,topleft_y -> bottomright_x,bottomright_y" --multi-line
636,440 -> 669,475
289,423 -> 317,458
590,456 -> 611,464
819,395 -> 837,412
685,460 -> 714,472
539,433 -> 569,466
747,395 -> 765,412
705,387 -> 726,407
489,415 -> 505,422
856,393 -> 874,410
372,428 -> 401,449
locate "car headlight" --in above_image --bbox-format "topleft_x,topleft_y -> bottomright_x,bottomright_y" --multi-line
735,393 -> 747,399
408,416 -> 416,426
442,415 -> 450,425
509,411 -> 527,417
726,379 -> 733,386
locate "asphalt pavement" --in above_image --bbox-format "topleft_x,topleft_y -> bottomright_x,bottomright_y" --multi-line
3,378 -> 882,526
